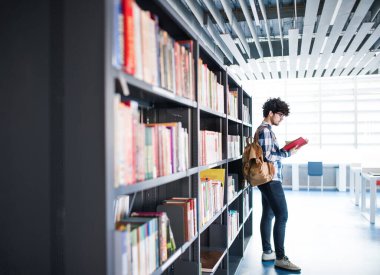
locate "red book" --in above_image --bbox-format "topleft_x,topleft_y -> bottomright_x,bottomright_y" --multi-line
123,0 -> 135,75
282,137 -> 308,151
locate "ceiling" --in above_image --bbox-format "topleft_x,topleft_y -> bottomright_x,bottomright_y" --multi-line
178,0 -> 380,81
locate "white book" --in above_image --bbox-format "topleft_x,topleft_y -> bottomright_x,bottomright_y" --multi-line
133,3 -> 143,80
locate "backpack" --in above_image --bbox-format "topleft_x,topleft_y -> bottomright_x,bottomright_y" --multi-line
243,126 -> 275,186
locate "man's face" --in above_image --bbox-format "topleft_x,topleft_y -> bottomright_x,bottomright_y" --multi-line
270,111 -> 285,126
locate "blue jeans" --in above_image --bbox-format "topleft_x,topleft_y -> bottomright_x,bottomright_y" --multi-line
258,180 -> 288,259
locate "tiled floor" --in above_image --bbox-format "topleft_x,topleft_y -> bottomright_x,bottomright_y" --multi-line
237,189 -> 380,275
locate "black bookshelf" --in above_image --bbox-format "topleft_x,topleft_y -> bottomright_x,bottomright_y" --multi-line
106,0 -> 254,272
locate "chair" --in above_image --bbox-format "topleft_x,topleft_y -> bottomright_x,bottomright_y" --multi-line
307,162 -> 323,191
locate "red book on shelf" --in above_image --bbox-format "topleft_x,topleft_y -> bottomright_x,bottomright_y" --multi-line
123,0 -> 135,75
282,137 -> 308,151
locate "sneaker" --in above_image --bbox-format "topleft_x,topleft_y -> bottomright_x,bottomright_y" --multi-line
261,250 -> 276,261
275,256 -> 301,272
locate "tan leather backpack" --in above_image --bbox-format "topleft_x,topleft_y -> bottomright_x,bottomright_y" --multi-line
243,126 -> 275,186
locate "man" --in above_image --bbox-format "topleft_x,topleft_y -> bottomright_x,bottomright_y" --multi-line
256,97 -> 304,272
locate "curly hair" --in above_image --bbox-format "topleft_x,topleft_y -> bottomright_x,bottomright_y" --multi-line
262,97 -> 290,117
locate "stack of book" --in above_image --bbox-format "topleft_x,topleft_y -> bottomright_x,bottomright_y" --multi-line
114,96 -> 189,187
228,210 -> 239,243
198,59 -> 224,113
114,217 -> 159,275
145,122 -> 189,177
228,135 -> 241,158
199,169 -> 225,226
242,104 -> 251,124
131,212 -> 176,264
200,130 -> 222,165
114,195 -> 177,274
228,89 -> 238,119
114,0 -> 195,99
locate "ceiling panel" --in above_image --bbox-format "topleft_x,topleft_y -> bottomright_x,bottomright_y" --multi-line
341,24 -> 380,76
306,0 -> 339,78
177,0 -> 380,81
314,0 -> 357,77
289,28 -> 299,78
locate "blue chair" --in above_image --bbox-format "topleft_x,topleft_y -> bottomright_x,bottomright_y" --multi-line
308,162 -> 323,191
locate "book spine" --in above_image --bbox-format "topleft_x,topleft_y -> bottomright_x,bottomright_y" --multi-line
123,0 -> 135,75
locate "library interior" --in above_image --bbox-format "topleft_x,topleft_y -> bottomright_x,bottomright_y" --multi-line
1,0 -> 380,274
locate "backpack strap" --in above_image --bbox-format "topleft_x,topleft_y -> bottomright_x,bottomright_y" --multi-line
254,125 -> 269,143
246,136 -> 254,145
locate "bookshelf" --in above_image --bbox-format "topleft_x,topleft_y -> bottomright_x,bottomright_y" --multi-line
110,0 -> 254,274
1,0 -> 253,275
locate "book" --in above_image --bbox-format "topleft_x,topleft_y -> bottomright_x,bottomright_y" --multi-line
200,169 -> 225,185
114,223 -> 131,275
200,250 -> 224,273
123,0 -> 135,75
282,137 -> 308,151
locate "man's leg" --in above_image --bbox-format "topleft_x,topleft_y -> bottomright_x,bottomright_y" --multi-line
259,189 -> 274,253
258,181 -> 288,259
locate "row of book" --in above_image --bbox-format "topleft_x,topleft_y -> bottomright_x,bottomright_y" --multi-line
114,195 -> 177,268
114,187 -> 248,274
199,179 -> 224,226
115,216 -> 160,275
114,0 -> 195,100
228,135 -> 241,158
114,96 -> 189,186
199,169 -> 225,227
228,89 -> 239,119
198,59 -> 224,113
243,104 -> 251,124
200,130 -> 223,166
228,210 -> 240,243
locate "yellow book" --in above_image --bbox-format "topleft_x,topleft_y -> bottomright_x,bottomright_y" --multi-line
200,168 -> 225,186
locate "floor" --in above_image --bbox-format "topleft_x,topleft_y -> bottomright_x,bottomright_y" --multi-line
237,189 -> 380,275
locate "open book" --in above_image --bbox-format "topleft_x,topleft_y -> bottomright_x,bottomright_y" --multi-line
282,137 -> 308,151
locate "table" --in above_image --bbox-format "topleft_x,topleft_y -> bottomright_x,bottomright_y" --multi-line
360,172 -> 380,224
349,166 -> 362,206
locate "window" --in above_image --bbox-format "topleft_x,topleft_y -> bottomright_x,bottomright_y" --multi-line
246,75 -> 380,163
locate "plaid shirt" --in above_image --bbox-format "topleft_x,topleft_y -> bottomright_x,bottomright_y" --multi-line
257,122 -> 290,182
